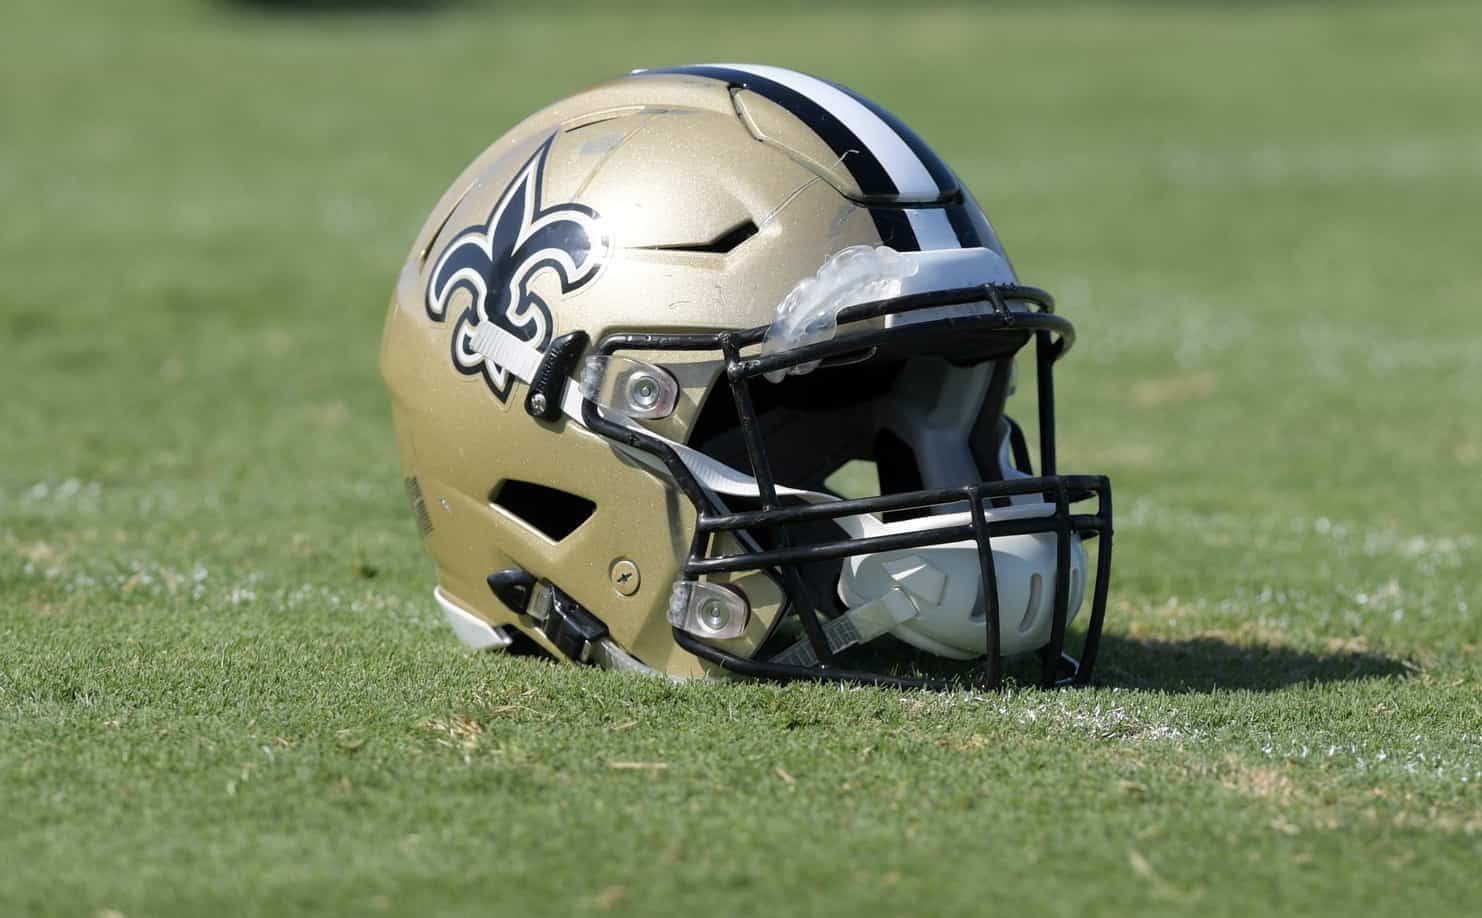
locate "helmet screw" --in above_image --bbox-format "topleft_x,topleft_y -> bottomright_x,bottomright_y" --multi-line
698,597 -> 730,633
626,373 -> 661,411
609,559 -> 640,596
528,393 -> 548,415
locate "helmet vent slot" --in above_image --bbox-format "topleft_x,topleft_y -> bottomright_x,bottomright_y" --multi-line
490,480 -> 596,542
632,219 -> 758,255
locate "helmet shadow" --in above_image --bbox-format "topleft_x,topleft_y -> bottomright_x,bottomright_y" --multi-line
1086,633 -> 1414,694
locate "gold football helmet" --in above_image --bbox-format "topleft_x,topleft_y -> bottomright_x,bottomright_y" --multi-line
381,65 -> 1113,688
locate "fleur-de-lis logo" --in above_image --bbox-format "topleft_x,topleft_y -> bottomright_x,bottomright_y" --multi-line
426,134 -> 608,401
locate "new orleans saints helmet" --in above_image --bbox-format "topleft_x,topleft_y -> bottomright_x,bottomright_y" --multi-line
381,65 -> 1114,688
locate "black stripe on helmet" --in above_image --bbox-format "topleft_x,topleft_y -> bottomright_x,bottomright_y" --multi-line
641,65 -> 920,251
646,65 -> 899,197
828,79 -> 986,250
944,201 -> 984,248
870,208 -> 920,251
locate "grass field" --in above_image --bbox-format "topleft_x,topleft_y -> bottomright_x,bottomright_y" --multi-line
3,0 -> 1480,915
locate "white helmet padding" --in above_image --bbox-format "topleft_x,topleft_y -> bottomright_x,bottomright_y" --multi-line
830,358 -> 1088,659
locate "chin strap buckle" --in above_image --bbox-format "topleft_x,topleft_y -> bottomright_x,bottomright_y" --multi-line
525,330 -> 589,421
487,568 -> 609,663
487,569 -> 537,614
538,588 -> 610,662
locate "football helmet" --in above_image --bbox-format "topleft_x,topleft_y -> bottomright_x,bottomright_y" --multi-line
381,65 -> 1114,689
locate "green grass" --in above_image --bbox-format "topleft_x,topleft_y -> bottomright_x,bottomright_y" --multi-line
3,0 -> 1480,915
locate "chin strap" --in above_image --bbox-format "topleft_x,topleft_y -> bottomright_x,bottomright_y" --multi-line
769,586 -> 919,667
470,322 -> 589,423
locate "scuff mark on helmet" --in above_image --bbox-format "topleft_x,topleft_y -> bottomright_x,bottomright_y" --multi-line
757,176 -> 822,230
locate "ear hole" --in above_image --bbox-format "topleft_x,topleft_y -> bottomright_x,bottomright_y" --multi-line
489,480 -> 596,542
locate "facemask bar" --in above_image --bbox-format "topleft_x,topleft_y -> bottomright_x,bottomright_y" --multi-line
579,283 -> 1114,690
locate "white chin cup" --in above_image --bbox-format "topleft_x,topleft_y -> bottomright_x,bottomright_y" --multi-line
838,503 -> 1087,659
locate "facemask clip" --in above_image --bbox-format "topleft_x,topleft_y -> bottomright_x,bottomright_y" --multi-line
581,356 -> 679,420
669,581 -> 750,639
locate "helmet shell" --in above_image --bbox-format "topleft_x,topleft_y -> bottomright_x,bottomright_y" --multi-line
381,70 -> 1004,676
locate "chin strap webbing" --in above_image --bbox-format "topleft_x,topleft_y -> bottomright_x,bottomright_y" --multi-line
769,587 -> 919,668
470,322 -> 589,423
